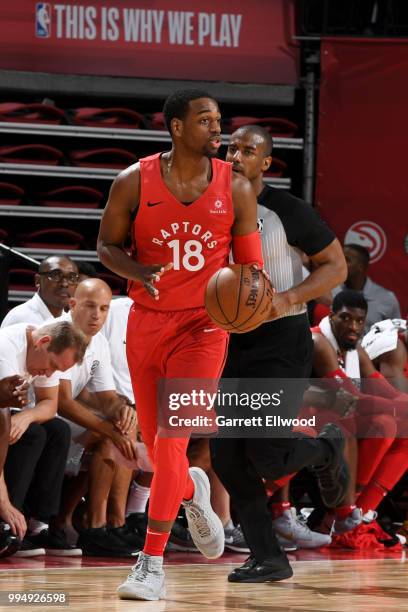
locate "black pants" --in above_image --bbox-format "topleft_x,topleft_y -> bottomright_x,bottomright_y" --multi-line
4,416 -> 71,522
210,314 -> 330,562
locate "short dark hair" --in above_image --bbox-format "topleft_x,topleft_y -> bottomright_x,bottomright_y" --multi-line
332,290 -> 368,313
163,89 -> 214,134
38,255 -> 78,274
37,320 -> 88,364
344,243 -> 370,267
234,125 -> 273,156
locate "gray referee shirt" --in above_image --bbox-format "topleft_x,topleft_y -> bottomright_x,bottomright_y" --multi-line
257,185 -> 336,321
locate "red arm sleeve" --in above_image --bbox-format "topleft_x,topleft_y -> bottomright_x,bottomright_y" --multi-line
232,231 -> 263,268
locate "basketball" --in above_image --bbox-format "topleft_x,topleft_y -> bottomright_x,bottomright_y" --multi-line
205,264 -> 274,333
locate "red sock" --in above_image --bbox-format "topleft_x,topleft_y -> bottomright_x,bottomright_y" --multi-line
356,483 -> 387,514
183,473 -> 195,501
270,502 -> 291,519
357,438 -> 408,513
335,504 -> 356,519
143,528 -> 170,557
357,436 -> 395,487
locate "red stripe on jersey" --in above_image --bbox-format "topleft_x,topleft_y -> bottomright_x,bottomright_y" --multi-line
129,153 -> 234,311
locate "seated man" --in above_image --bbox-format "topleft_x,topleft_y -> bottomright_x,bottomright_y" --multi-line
101,296 -> 152,536
0,376 -> 28,557
0,320 -> 87,557
56,279 -> 140,557
311,290 -> 408,545
1,255 -> 79,327
333,244 -> 401,331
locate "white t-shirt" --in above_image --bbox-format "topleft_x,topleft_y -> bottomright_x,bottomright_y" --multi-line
0,323 -> 60,389
101,297 -> 134,403
1,293 -> 54,328
60,318 -> 115,399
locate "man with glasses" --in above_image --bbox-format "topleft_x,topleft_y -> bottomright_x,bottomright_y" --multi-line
0,257 -> 82,557
1,256 -> 79,327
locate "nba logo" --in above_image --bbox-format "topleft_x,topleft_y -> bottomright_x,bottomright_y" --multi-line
36,3 -> 51,38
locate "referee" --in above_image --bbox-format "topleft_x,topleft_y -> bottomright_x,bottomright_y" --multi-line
210,125 -> 348,582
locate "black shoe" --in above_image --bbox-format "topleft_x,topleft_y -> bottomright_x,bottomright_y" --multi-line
78,526 -> 139,558
230,555 -> 257,573
311,423 -> 350,508
0,524 -> 20,558
108,525 -> 144,551
167,520 -> 197,552
228,552 -> 293,583
27,529 -> 82,557
14,538 -> 45,557
125,512 -> 147,538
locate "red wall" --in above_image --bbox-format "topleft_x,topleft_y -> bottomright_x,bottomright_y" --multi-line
316,38 -> 408,314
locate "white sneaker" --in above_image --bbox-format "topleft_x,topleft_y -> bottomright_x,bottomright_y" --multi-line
117,552 -> 166,601
333,507 -> 363,534
182,467 -> 224,559
362,509 -> 377,524
272,509 -> 332,549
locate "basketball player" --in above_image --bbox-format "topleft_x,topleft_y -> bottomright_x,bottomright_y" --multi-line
97,90 -> 266,601
312,291 -> 408,543
210,125 -> 349,583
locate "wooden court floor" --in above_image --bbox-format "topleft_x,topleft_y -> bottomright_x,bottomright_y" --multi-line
0,551 -> 407,611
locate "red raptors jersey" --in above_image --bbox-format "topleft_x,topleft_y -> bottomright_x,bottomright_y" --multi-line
128,153 -> 234,310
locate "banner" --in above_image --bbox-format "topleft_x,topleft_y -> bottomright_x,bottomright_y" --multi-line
0,1 -> 298,84
316,38 -> 408,314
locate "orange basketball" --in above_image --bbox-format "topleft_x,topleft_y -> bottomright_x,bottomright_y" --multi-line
205,264 -> 274,333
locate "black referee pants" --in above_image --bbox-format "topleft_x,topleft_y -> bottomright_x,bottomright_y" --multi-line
4,416 -> 71,522
210,314 -> 331,562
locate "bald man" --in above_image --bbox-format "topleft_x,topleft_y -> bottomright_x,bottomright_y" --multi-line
2,255 -> 79,328
56,279 -> 141,558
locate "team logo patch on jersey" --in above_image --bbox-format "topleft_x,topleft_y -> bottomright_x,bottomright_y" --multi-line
257,218 -> 264,234
36,3 -> 51,38
90,360 -> 100,375
210,198 -> 227,214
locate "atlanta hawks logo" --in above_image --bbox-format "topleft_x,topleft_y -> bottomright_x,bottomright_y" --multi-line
344,221 -> 387,263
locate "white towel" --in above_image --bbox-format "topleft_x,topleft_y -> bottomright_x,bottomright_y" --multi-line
319,316 -> 360,378
362,318 -> 407,360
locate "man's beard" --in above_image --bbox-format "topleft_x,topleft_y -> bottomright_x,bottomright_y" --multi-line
341,340 -> 358,351
203,145 -> 219,159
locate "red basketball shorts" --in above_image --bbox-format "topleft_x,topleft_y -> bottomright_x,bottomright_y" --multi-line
126,303 -> 228,521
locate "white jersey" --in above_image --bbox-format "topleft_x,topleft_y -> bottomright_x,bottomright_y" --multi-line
0,323 -> 60,389
59,314 -> 115,399
1,292 -> 54,327
101,297 -> 134,404
362,319 -> 407,360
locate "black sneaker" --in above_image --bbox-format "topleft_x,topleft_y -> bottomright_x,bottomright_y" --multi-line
0,524 -> 20,558
224,524 -> 250,553
125,512 -> 147,538
27,529 -> 82,557
228,551 -> 293,583
311,423 -> 350,508
167,521 -> 197,552
14,538 -> 45,557
108,525 -> 144,551
78,526 -> 139,558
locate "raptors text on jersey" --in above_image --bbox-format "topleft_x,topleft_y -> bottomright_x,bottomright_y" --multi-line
129,153 -> 234,310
